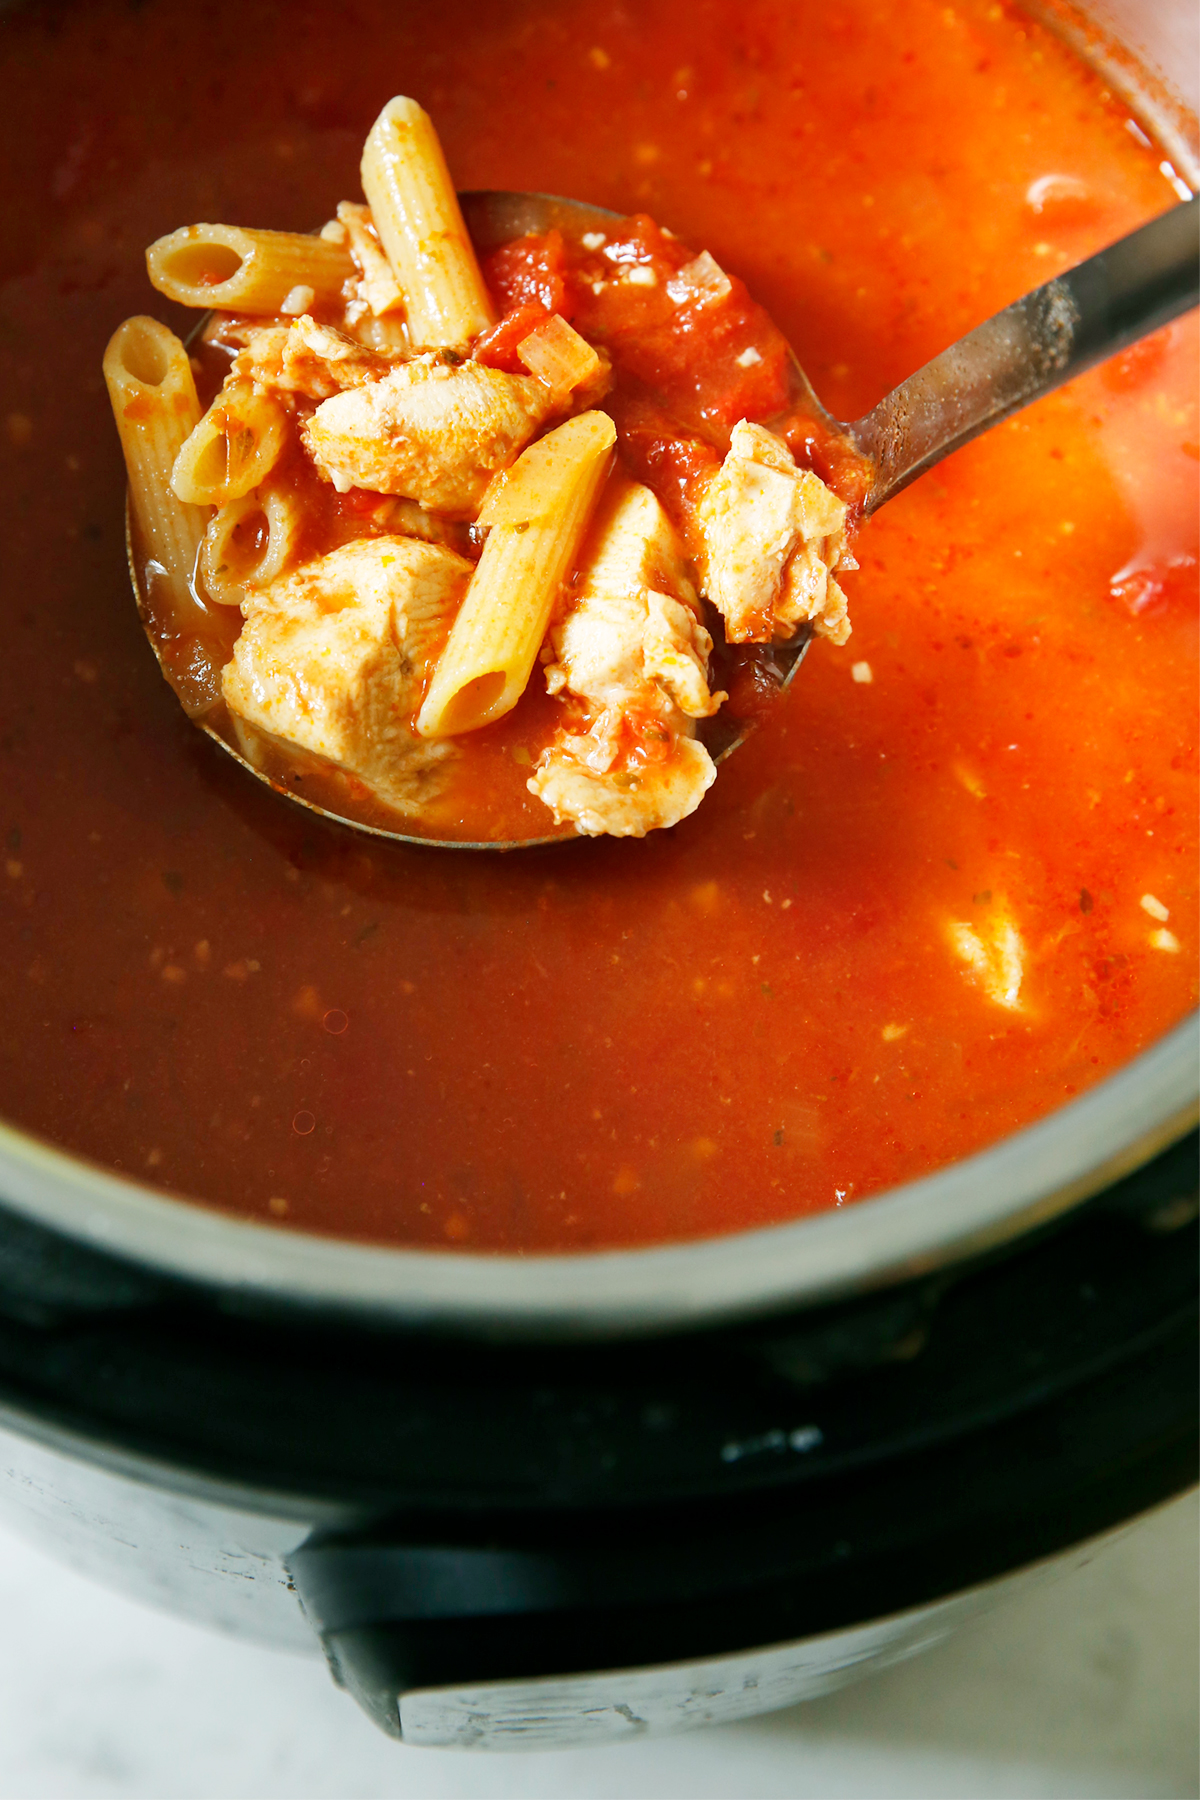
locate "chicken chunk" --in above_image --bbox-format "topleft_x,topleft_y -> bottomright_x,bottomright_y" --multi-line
531,735 -> 716,838
529,479 -> 720,837
231,317 -> 399,402
545,480 -> 719,719
696,419 -> 853,645
223,535 -> 470,814
303,353 -> 554,513
946,908 -> 1027,1011
336,201 -> 405,319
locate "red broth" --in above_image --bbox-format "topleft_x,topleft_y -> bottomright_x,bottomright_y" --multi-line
0,0 -> 1195,1251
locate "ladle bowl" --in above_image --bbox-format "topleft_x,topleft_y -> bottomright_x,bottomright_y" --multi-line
133,188 -> 1199,851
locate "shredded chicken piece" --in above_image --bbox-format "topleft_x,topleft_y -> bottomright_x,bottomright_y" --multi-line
530,480 -> 721,836
697,420 -> 853,645
222,535 -> 469,813
231,317 -> 399,401
532,736 -> 717,837
946,908 -> 1027,1011
342,308 -> 412,354
336,201 -> 405,318
303,353 -> 554,512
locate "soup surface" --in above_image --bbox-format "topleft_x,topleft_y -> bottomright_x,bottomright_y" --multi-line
0,0 -> 1195,1251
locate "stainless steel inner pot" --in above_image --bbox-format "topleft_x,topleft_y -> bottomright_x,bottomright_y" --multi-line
0,0 -> 1194,1339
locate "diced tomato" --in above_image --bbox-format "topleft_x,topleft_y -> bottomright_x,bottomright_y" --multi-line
603,387 -> 721,545
573,236 -> 793,439
473,301 -> 552,371
640,432 -> 722,524
612,273 -> 793,435
483,229 -> 574,319
778,408 -> 874,511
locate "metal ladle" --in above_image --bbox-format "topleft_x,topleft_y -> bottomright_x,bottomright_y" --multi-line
148,190 -> 1198,850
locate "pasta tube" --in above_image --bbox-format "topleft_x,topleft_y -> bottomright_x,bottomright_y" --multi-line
146,224 -> 355,314
171,380 -> 289,505
199,482 -> 303,605
102,316 -> 208,609
417,410 -> 616,738
360,97 -> 495,349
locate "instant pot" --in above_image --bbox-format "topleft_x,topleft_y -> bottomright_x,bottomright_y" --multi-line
0,0 -> 1196,1748
0,1127 -> 1195,1745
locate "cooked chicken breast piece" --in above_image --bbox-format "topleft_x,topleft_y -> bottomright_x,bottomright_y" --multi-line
231,317 -> 400,401
532,735 -> 716,838
529,479 -> 720,837
544,480 -> 720,721
696,419 -> 852,645
303,353 -> 554,512
336,201 -> 406,319
223,535 -> 470,814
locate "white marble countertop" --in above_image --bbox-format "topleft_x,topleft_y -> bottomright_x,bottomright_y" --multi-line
0,1491 -> 1195,1799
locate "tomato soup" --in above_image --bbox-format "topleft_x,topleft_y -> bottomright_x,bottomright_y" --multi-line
0,0 -> 1195,1251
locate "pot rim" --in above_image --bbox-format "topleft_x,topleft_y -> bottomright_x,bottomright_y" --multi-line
0,1014 -> 1193,1338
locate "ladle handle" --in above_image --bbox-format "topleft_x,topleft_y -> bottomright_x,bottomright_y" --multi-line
853,193 -> 1199,512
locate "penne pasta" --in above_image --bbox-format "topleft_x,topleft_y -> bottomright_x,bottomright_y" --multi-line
199,482 -> 303,605
102,314 -> 209,614
171,380 -> 289,505
360,97 -> 495,349
146,224 -> 355,314
416,410 -> 616,738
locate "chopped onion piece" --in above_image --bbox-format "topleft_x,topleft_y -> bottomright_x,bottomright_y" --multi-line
667,249 -> 732,306
517,313 -> 603,402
